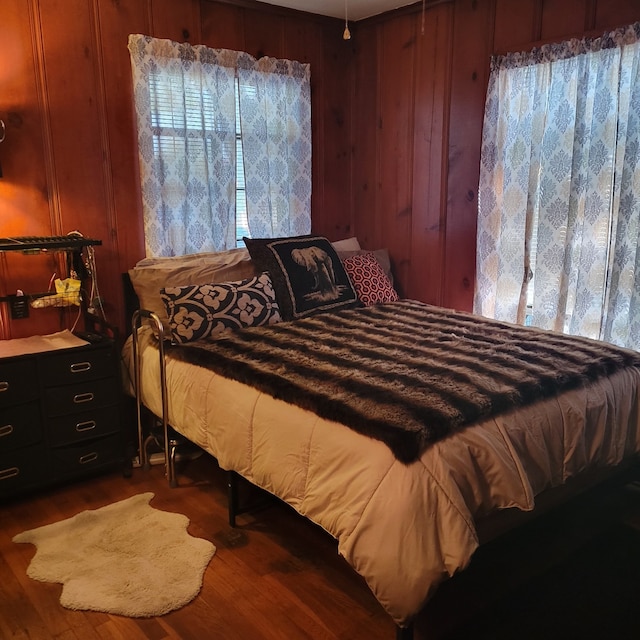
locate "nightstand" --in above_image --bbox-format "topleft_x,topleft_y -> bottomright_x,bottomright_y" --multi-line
0,332 -> 124,499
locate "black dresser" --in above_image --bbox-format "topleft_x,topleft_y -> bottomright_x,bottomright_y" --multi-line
0,332 -> 123,499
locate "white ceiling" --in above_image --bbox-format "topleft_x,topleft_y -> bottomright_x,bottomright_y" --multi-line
258,0 -> 417,21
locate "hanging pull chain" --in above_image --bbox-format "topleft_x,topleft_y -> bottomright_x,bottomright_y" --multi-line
343,0 -> 351,40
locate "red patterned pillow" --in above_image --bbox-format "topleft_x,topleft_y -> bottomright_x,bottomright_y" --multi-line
341,252 -> 399,306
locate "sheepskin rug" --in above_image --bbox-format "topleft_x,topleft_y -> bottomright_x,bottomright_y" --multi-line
12,492 -> 215,617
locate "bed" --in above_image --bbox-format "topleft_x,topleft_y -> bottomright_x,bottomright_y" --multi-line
121,236 -> 640,639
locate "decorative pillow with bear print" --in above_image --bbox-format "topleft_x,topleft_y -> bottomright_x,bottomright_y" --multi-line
160,272 -> 282,344
243,235 -> 360,321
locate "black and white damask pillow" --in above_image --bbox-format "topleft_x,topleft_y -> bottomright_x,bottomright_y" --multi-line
160,272 -> 282,344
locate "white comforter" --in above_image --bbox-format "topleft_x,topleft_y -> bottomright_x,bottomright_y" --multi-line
122,328 -> 640,625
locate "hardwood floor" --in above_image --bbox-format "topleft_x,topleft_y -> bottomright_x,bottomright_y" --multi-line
2,453 -> 640,640
1,454 -> 394,640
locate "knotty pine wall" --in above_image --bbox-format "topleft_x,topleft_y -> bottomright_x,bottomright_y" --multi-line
1,0 -> 638,341
0,0 -> 351,340
349,0 -> 640,313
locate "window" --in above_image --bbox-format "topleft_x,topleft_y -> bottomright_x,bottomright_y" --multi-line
234,80 -> 249,246
149,71 -> 251,247
475,22 -> 640,350
128,35 -> 312,258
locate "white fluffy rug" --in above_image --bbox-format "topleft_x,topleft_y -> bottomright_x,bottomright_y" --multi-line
12,492 -> 216,617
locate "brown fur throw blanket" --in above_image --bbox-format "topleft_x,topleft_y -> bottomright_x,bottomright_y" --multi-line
167,300 -> 640,463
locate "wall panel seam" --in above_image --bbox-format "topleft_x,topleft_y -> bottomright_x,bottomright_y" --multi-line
28,0 -> 62,236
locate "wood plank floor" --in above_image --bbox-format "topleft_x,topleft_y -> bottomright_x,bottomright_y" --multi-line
1,454 -> 395,640
2,452 -> 640,640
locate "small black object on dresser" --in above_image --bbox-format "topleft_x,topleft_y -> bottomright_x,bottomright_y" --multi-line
0,333 -> 124,500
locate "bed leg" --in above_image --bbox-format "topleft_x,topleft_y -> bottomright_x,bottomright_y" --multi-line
396,622 -> 413,640
168,437 -> 178,488
227,470 -> 238,528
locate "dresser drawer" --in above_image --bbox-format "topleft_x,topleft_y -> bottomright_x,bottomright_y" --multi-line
39,345 -> 117,387
0,445 -> 48,499
49,433 -> 122,479
48,405 -> 120,447
0,359 -> 38,408
43,377 -> 119,417
0,402 -> 43,452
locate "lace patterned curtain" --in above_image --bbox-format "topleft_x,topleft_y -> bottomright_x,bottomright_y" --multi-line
128,35 -> 311,257
475,23 -> 640,350
237,55 -> 312,238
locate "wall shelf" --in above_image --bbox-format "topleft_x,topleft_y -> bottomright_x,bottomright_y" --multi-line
0,236 -> 102,321
0,236 -> 101,253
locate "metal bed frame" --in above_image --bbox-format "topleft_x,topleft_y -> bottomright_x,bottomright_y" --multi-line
131,308 -> 181,487
130,308 -> 250,523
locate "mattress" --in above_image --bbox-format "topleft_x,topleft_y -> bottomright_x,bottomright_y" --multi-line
122,321 -> 640,626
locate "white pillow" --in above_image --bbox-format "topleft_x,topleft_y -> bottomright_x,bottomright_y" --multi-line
129,248 -> 256,327
330,237 -> 361,251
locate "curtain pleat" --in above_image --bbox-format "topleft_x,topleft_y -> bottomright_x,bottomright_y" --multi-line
237,55 -> 312,239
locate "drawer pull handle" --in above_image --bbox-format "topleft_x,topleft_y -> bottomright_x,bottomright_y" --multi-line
79,452 -> 98,464
0,381 -> 8,392
70,361 -> 92,373
76,420 -> 96,432
0,424 -> 14,437
73,392 -> 94,404
0,467 -> 19,481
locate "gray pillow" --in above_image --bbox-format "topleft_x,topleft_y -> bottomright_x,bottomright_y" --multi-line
338,248 -> 394,285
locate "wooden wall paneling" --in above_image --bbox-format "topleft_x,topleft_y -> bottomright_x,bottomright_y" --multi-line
350,24 -> 379,249
21,0 -> 60,239
0,251 -> 9,339
443,0 -> 493,312
149,0 -> 202,44
0,0 -> 49,238
539,0 -> 592,42
34,0 -> 124,339
6,0 -> 111,339
282,17 -> 330,238
243,9 -> 284,59
492,0 -> 640,56
94,0 -> 150,333
0,1 -> 53,339
407,2 -> 453,305
282,13 -> 323,65
0,4 -> 43,338
493,0 -> 539,53
36,0 -> 108,237
0,254 -> 67,339
375,13 -> 418,297
313,28 -> 353,241
594,0 -> 640,32
200,1 -> 245,50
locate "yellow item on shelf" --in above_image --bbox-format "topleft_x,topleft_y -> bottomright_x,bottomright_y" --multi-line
30,278 -> 82,308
